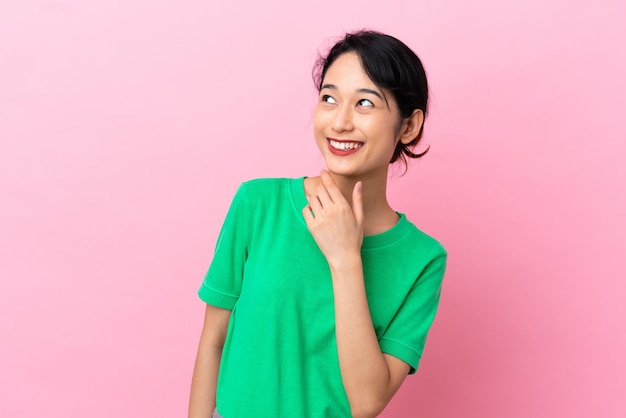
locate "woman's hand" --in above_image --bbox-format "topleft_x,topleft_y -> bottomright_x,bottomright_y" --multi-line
302,171 -> 364,268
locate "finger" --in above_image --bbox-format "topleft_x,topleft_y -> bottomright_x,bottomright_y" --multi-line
307,194 -> 323,217
352,181 -> 364,226
302,204 -> 315,227
320,170 -> 345,204
316,184 -> 334,208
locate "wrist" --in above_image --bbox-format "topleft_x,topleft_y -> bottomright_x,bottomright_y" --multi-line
327,251 -> 362,274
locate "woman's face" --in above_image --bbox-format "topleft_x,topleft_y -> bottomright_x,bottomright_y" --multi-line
313,52 -> 405,181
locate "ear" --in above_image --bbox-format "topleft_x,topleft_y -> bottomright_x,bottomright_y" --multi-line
398,109 -> 424,145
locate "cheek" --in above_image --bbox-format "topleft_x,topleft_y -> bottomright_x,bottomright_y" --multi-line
363,117 -> 397,141
382,115 -> 404,142
313,109 -> 328,137
393,117 -> 404,137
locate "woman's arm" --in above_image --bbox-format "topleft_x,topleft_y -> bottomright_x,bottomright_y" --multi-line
188,304 -> 231,418
330,257 -> 410,418
303,172 -> 410,418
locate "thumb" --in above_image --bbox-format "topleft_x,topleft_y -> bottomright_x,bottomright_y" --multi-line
352,181 -> 364,227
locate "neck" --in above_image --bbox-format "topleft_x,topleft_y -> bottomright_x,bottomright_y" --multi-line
327,170 -> 397,234
304,170 -> 398,235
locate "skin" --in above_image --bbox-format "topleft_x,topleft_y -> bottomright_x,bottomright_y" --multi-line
188,304 -> 230,418
189,51 -> 424,418
302,52 -> 424,417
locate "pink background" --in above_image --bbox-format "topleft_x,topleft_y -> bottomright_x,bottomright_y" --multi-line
1,1 -> 625,417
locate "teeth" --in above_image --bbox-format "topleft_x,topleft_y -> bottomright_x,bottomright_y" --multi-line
329,140 -> 363,150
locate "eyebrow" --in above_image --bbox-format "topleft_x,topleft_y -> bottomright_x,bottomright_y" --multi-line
321,83 -> 385,102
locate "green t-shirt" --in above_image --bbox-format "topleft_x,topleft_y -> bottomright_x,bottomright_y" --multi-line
198,177 -> 446,417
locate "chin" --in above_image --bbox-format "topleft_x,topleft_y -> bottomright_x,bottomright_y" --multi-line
324,164 -> 362,179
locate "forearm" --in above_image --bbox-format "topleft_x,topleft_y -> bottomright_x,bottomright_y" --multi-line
188,342 -> 222,418
331,254 -> 391,417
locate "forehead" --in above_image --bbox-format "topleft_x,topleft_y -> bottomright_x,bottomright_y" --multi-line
322,51 -> 398,111
323,52 -> 376,88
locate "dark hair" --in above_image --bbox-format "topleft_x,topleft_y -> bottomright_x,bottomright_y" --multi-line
313,30 -> 429,165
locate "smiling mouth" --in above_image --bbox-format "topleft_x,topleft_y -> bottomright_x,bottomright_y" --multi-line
328,139 -> 364,150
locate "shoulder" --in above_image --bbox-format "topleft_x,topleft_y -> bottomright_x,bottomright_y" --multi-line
240,177 -> 292,191
236,177 -> 295,198
234,177 -> 303,208
402,216 -> 448,260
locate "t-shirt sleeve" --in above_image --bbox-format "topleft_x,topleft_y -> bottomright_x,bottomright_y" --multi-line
198,183 -> 251,310
379,252 -> 447,374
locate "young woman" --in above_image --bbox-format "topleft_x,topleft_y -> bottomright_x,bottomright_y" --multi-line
189,30 -> 447,418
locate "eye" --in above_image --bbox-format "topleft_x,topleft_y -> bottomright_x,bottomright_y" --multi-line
357,99 -> 374,107
321,94 -> 337,104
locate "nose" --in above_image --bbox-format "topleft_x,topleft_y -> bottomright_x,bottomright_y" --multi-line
331,104 -> 354,132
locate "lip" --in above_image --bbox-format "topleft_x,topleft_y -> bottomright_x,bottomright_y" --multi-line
327,138 -> 364,157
